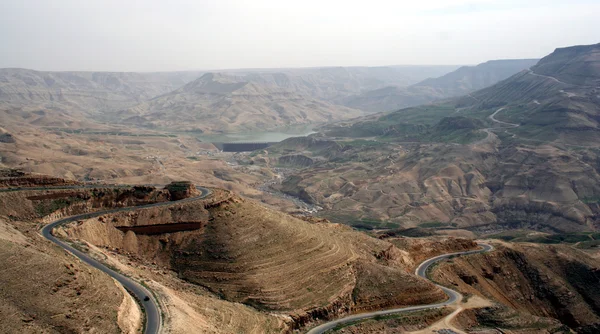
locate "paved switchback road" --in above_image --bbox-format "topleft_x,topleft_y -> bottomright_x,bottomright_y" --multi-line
39,185 -> 211,334
306,243 -> 494,334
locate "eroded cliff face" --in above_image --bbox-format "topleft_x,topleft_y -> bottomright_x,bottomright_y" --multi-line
0,177 -> 159,333
164,181 -> 200,201
0,187 -> 173,222
0,169 -> 82,188
453,306 -> 569,333
59,191 -> 451,329
482,146 -> 600,234
431,242 -> 600,332
268,138 -> 600,234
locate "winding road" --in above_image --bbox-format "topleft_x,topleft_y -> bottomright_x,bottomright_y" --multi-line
488,107 -> 518,128
474,107 -> 520,146
306,242 -> 494,334
31,185 -> 212,334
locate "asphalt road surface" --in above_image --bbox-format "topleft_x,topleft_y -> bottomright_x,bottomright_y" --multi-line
306,242 -> 493,334
39,185 -> 211,334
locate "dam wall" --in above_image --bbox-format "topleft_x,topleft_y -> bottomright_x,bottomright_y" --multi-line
213,142 -> 276,152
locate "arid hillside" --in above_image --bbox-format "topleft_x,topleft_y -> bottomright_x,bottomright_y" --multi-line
413,59 -> 539,96
1,170 -> 481,333
340,58 -> 538,113
453,42 -> 600,146
0,215 -> 130,333
114,72 -> 365,133
59,190 -> 449,329
0,65 -> 458,135
262,136 -> 600,234
0,68 -> 203,126
226,65 -> 460,101
0,178 -> 188,333
431,241 -> 600,333
251,43 -> 600,236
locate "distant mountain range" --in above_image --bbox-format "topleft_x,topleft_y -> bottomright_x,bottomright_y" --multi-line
113,72 -> 365,133
0,68 -> 202,110
325,43 -> 600,146
0,60 -> 540,133
341,59 -> 539,112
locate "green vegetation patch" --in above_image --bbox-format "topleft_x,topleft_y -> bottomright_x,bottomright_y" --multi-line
379,104 -> 456,126
581,196 -> 600,204
488,230 -> 600,244
419,222 -> 450,228
325,109 -> 486,144
342,139 -> 388,148
320,213 -> 400,230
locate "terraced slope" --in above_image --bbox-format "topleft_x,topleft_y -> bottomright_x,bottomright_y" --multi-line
61,193 -> 446,327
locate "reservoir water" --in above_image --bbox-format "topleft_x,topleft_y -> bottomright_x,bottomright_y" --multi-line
196,126 -> 316,143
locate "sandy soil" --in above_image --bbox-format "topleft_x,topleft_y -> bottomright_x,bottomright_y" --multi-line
116,281 -> 143,334
409,295 -> 493,334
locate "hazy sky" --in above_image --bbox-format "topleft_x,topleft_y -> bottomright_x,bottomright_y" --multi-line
1,0 -> 598,72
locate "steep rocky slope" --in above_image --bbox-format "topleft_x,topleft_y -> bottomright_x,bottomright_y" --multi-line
0,175 -> 290,334
340,59 -> 538,112
431,242 -> 600,333
60,191 -> 447,329
261,43 -> 600,234
0,216 -> 128,333
0,178 -> 195,333
531,44 -> 600,86
454,43 -> 600,145
413,59 -> 539,96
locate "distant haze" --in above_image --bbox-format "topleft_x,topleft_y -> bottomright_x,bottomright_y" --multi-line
1,0 -> 598,72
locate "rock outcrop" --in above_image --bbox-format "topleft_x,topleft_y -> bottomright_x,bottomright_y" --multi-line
0,133 -> 15,143
432,242 -> 600,332
164,181 -> 200,201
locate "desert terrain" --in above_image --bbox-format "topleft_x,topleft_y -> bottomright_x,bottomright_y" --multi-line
1,40 -> 600,334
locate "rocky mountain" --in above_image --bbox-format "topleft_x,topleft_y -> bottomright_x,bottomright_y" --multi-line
0,65 -> 459,133
114,72 -> 366,133
224,65 -> 460,100
341,59 -> 539,112
0,68 -> 203,111
0,172 -> 460,333
531,44 -> 600,86
432,242 -> 600,333
0,68 -> 204,130
412,59 -> 539,95
453,42 -> 600,145
340,85 -> 434,113
256,43 -> 600,236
